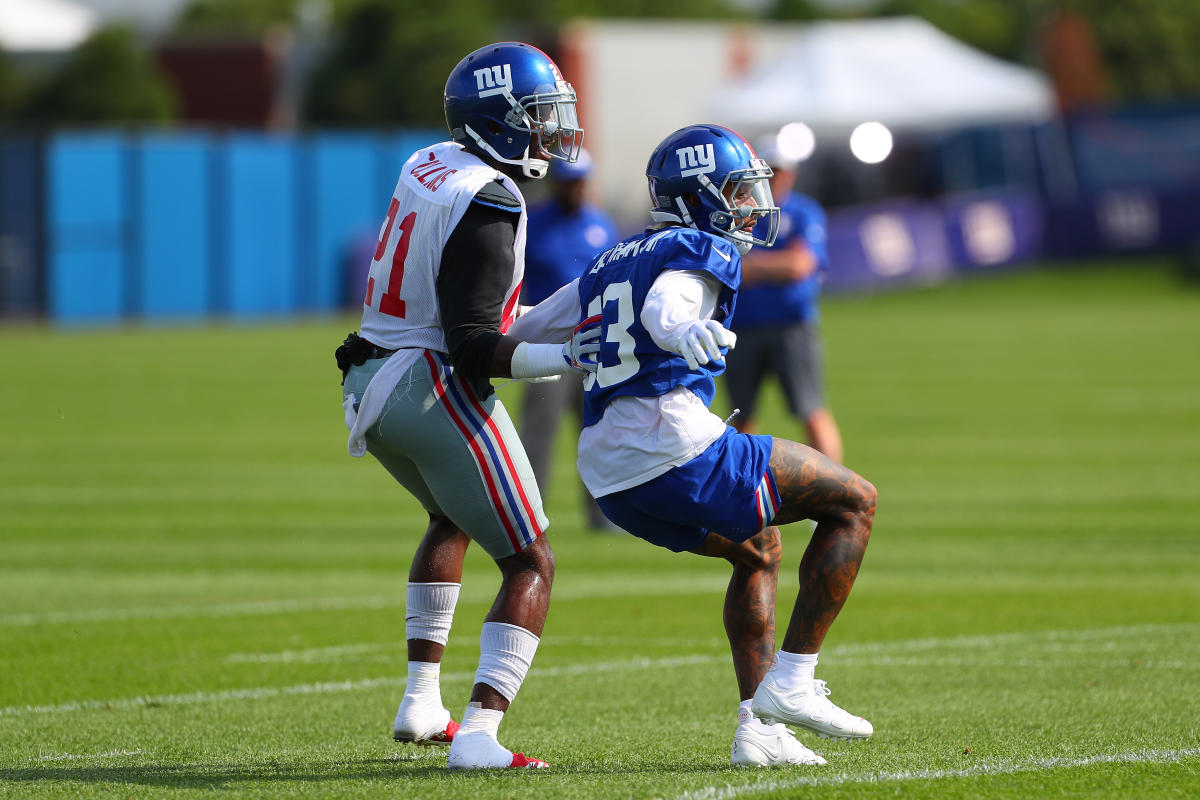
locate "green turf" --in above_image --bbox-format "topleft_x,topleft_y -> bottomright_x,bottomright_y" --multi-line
1,259 -> 1198,799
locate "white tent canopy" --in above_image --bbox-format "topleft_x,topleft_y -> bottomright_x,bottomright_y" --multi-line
0,0 -> 98,51
709,17 -> 1056,135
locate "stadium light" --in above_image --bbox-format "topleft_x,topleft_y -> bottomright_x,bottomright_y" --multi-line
775,122 -> 816,162
849,122 -> 893,164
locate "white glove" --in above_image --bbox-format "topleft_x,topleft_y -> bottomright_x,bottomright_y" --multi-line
676,319 -> 736,370
562,314 -> 602,373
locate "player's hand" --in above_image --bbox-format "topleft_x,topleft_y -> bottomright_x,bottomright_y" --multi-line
677,319 -> 736,370
562,314 -> 602,373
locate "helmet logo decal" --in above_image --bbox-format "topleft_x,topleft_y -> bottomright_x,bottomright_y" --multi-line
677,144 -> 716,178
474,64 -> 513,98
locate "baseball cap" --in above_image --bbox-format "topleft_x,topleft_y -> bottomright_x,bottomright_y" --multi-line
553,147 -> 593,180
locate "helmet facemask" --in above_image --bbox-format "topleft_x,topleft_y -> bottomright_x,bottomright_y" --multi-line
702,158 -> 779,254
652,158 -> 779,255
466,82 -> 583,179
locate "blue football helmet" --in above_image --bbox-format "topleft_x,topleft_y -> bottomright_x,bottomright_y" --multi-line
646,124 -> 779,254
444,42 -> 583,180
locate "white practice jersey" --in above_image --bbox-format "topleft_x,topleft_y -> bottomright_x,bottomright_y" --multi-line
359,141 -> 527,352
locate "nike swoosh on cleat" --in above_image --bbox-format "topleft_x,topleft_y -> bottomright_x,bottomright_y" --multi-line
735,737 -> 780,763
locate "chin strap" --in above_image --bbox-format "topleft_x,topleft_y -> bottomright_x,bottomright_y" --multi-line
463,124 -> 548,180
522,158 -> 548,179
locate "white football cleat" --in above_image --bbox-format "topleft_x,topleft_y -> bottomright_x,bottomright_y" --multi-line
731,718 -> 827,766
447,730 -> 548,769
752,675 -> 873,740
393,697 -> 458,747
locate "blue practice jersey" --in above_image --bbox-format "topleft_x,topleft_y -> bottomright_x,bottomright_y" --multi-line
523,202 -> 618,305
578,227 -> 741,428
732,192 -> 827,328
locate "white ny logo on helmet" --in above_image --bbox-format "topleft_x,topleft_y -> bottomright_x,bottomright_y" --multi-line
677,144 -> 716,178
474,64 -> 513,98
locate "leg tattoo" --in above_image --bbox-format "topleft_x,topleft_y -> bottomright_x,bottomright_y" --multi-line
693,528 -> 782,699
768,438 -> 876,654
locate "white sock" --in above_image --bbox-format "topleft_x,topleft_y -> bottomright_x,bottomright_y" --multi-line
405,582 -> 460,645
404,661 -> 442,704
738,699 -> 780,732
447,702 -> 514,768
395,661 -> 449,737
772,650 -> 819,690
457,701 -> 504,739
475,622 -> 540,702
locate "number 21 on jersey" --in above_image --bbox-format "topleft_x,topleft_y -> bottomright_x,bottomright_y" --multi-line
364,198 -> 415,318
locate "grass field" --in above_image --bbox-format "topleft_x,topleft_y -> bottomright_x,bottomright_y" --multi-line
1,259 -> 1198,799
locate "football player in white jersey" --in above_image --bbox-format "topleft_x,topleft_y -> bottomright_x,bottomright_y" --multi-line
509,125 -> 877,767
337,42 -> 597,770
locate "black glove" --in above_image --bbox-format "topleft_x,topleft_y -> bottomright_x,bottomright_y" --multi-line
335,332 -> 374,385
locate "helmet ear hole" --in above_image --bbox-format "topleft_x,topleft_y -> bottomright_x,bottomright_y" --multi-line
487,120 -> 504,135
682,192 -> 701,209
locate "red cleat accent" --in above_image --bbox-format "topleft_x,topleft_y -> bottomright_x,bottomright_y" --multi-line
397,717 -> 459,747
509,752 -> 549,769
433,718 -> 460,743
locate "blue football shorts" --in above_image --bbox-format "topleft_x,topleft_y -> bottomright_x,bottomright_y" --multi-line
595,428 -> 781,553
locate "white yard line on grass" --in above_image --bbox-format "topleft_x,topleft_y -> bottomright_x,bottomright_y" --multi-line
224,642 -> 399,663
0,655 -> 718,717
829,621 -> 1200,655
0,575 -> 731,627
667,747 -> 1200,800
0,596 -> 403,627
223,635 -> 729,663
222,622 -> 1195,666
37,748 -> 144,762
3,622 -> 1196,718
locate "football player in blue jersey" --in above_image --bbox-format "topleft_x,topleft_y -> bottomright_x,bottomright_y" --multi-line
514,124 -> 877,766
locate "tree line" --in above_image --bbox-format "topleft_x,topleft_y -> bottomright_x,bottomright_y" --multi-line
0,0 -> 1196,126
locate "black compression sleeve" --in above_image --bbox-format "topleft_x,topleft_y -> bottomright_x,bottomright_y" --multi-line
437,200 -> 520,397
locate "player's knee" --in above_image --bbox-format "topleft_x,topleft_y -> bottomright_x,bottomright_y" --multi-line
860,478 -> 878,518
508,536 -> 555,585
539,543 -> 557,583
757,527 -> 784,571
736,527 -> 782,572
849,478 -> 877,532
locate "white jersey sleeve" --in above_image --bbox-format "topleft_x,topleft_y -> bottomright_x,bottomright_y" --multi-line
506,278 -> 583,344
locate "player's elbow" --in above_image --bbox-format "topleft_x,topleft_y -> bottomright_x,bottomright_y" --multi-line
446,327 -> 504,380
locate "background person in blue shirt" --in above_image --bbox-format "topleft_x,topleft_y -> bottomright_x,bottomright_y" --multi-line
519,149 -> 619,529
724,138 -> 844,463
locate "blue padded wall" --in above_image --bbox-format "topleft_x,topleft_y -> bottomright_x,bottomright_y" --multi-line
221,135 -> 298,317
308,133 -> 380,310
137,133 -> 212,319
47,133 -> 127,323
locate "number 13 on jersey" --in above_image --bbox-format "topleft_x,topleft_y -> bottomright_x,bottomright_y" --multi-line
584,279 -> 639,390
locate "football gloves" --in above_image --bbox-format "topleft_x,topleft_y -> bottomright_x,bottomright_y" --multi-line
562,314 -> 603,373
677,319 -> 737,370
